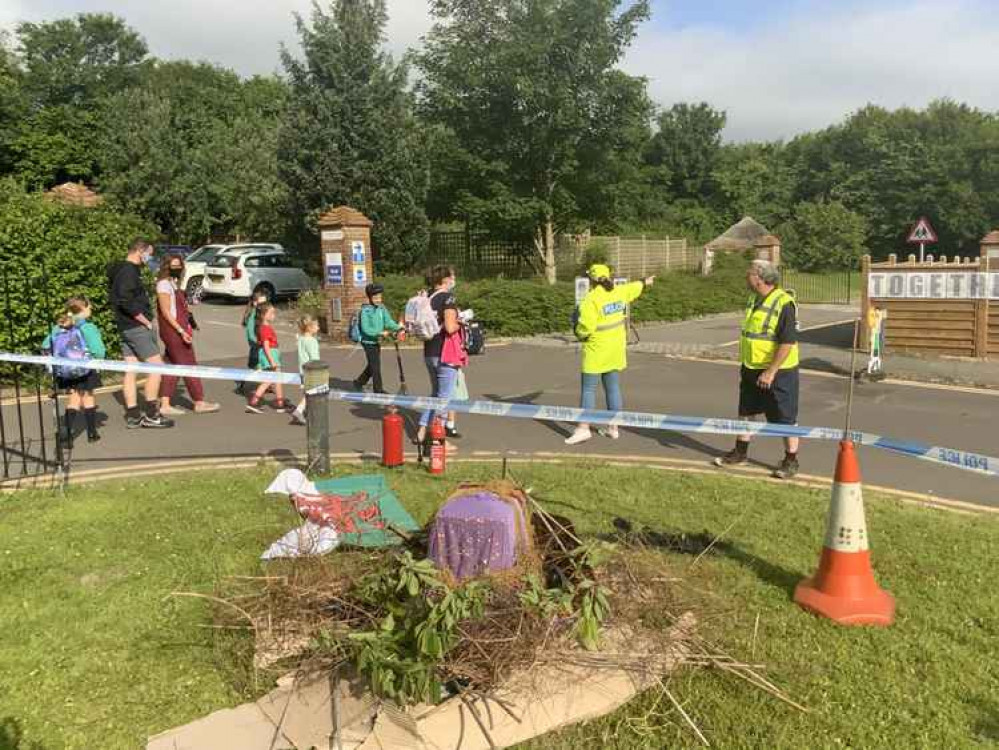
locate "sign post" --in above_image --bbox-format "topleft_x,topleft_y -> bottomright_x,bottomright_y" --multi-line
907,217 -> 938,262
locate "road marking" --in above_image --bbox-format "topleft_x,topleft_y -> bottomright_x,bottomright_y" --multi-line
715,317 -> 858,348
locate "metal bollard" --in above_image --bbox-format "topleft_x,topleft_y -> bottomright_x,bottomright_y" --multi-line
303,361 -> 331,475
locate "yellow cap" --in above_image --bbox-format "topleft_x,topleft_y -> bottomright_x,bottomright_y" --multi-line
588,263 -> 611,280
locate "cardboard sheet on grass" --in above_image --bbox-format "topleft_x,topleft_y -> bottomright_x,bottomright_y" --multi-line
148,619 -> 693,750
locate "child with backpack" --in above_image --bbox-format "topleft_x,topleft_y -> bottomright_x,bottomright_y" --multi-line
291,314 -> 321,425
236,290 -> 270,395
352,283 -> 403,394
246,303 -> 293,414
42,296 -> 107,446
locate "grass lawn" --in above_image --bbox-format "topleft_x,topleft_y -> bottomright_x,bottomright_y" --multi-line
0,462 -> 996,749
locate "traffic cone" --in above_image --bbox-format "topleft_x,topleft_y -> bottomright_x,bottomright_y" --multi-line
793,441 -> 895,626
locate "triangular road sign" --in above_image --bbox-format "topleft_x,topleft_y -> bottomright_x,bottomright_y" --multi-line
907,216 -> 938,244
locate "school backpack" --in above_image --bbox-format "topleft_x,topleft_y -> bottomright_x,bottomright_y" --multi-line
51,327 -> 90,379
465,322 -> 485,356
347,310 -> 363,344
404,291 -> 442,341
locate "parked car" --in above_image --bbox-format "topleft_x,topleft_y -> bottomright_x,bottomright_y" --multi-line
148,244 -> 193,275
181,244 -> 230,301
200,246 -> 311,301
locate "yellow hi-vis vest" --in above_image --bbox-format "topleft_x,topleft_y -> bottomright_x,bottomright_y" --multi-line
575,281 -> 645,374
740,288 -> 800,370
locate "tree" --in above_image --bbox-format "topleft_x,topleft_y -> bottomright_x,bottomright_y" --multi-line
777,199 -> 867,271
96,61 -> 291,245
9,13 -> 150,187
714,142 -> 797,228
0,34 -> 25,174
418,0 -> 652,283
280,0 -> 429,272
645,102 -> 726,200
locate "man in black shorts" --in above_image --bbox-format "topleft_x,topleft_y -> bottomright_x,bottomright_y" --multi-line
108,238 -> 174,429
714,260 -> 800,478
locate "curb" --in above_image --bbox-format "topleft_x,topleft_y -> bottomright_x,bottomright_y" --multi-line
4,450 -> 993,516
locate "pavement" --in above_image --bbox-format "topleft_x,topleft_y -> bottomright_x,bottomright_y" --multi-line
2,300 -> 997,509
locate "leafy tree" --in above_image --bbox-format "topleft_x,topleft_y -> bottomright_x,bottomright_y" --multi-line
418,0 -> 652,283
280,0 -> 429,272
777,199 -> 867,271
96,62 -> 290,245
714,142 -> 797,229
8,13 -> 150,187
0,34 -> 24,174
645,102 -> 726,200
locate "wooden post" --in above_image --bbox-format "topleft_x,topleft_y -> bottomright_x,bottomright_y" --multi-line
859,255 -> 872,351
303,361 -> 331,475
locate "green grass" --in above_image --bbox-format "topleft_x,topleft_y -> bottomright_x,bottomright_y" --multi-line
0,462 -> 996,749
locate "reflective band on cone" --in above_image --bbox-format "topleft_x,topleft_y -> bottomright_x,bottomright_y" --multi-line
794,441 -> 895,626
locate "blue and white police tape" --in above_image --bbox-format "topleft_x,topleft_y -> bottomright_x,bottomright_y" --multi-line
0,352 -> 300,386
2,352 -> 996,480
323,389 -> 999,481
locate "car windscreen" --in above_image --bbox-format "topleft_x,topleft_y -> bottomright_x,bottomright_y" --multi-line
188,248 -> 219,262
208,255 -> 238,267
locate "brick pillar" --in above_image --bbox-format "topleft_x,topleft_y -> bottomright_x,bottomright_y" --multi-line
317,206 -> 374,341
754,234 -> 782,266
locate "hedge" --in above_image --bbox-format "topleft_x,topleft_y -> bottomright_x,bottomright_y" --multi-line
368,251 -> 750,338
0,184 -> 157,359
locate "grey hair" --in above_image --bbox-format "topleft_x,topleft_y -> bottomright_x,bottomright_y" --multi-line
748,260 -> 780,285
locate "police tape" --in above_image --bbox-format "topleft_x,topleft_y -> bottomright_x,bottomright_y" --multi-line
321,390 -> 999,480
2,352 -> 997,480
0,353 -> 301,386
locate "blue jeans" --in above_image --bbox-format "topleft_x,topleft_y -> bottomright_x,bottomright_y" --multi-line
580,371 -> 622,412
420,356 -> 460,427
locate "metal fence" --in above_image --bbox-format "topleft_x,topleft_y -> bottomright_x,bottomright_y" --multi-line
424,232 -> 540,279
0,258 -> 64,485
779,267 -> 860,306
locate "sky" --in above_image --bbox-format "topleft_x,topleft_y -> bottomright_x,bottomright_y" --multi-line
1,0 -> 996,142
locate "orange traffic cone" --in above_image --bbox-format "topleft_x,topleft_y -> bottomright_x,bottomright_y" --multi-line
794,441 -> 895,626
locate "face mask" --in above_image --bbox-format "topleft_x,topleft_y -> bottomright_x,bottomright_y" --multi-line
448,279 -> 457,292
142,251 -> 154,265
169,268 -> 183,279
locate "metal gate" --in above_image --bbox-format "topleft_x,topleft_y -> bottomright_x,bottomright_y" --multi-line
779,266 -> 859,305
0,257 -> 64,486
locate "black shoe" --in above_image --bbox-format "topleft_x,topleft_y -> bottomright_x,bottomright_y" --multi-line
245,402 -> 264,414
234,383 -> 245,395
446,427 -> 462,439
126,415 -> 142,430
87,433 -> 101,444
140,413 -> 174,429
713,449 -> 748,467
773,457 -> 800,480
374,389 -> 388,395
352,380 -> 364,391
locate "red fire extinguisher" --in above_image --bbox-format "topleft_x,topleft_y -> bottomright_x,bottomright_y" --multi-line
382,407 -> 404,468
428,417 -> 447,475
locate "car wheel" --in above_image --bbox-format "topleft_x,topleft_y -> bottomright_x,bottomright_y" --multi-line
254,282 -> 276,302
186,276 -> 204,303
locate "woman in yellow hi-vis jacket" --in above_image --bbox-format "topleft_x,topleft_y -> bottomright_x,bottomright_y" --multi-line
565,264 -> 654,445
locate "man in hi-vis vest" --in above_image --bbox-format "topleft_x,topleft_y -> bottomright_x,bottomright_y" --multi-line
714,260 -> 801,479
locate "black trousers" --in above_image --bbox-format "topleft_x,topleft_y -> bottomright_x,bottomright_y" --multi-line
357,343 -> 384,392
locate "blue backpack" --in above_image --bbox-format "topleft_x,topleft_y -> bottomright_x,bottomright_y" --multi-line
51,327 -> 90,379
347,311 -> 363,344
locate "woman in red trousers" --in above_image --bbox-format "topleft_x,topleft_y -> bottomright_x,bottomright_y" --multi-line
156,255 -> 220,415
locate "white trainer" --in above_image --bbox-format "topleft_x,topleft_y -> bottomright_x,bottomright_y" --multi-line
564,426 -> 593,445
599,426 -> 620,440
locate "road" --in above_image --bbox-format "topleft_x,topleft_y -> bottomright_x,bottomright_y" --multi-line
2,300 -> 996,508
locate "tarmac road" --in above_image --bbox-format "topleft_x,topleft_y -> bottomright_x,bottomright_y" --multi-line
4,317 -> 996,509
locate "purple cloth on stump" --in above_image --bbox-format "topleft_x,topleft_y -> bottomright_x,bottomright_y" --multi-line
428,492 -> 525,580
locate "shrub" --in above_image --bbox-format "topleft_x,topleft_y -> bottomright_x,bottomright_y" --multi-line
367,251 -> 749,338
0,185 -> 157,357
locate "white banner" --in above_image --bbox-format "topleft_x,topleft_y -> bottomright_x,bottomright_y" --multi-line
869,271 -> 999,300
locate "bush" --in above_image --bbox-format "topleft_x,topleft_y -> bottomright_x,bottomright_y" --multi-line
367,251 -> 749,338
0,184 -> 157,357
